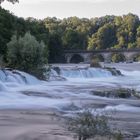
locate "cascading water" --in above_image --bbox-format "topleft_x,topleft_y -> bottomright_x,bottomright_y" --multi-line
0,82 -> 7,91
0,65 -> 136,111
52,67 -> 113,79
0,67 -> 115,109
0,67 -> 116,85
0,69 -> 41,85
0,69 -> 40,91
1,64 -> 140,138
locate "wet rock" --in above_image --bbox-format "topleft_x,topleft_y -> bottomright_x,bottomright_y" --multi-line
91,88 -> 135,98
49,67 -> 67,81
104,67 -> 122,76
52,67 -> 61,75
49,75 -> 66,81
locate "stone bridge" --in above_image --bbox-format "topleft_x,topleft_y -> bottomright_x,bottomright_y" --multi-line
64,49 -> 140,63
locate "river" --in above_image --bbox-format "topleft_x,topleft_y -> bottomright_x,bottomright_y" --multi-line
0,63 -> 140,139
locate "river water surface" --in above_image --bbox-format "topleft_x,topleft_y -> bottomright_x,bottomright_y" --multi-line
1,63 -> 140,138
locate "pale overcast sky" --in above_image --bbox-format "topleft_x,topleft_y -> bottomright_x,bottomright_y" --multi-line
1,0 -> 140,19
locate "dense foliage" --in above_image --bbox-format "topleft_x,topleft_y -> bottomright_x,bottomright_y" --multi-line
7,32 -> 48,79
0,0 -> 18,4
0,7 -> 49,61
111,53 -> 126,63
1,6 -> 140,64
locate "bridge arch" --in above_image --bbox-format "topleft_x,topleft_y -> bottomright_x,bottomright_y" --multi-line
64,49 -> 140,63
123,52 -> 140,61
130,53 -> 140,62
70,54 -> 84,63
111,53 -> 126,62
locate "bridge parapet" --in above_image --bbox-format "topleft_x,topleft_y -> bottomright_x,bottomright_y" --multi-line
64,49 -> 140,63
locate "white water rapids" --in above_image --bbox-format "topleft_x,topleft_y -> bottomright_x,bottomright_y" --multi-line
0,64 -> 140,114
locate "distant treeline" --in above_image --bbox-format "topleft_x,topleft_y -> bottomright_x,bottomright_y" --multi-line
1,7 -> 140,63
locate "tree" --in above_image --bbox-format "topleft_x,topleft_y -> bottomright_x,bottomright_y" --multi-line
0,0 -> 18,4
7,32 -> 48,79
0,7 -> 16,59
1,7 -> 140,64
48,33 -> 65,63
136,26 -> 140,48
115,13 -> 139,49
88,24 -> 117,50
62,29 -> 84,50
134,54 -> 140,62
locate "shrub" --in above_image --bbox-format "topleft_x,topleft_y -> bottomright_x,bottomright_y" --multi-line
117,88 -> 133,98
66,110 -> 113,140
92,88 -> 134,98
134,54 -> 140,62
90,59 -> 101,68
91,54 -> 104,62
104,67 -> 122,76
7,32 -> 48,79
111,53 -> 126,63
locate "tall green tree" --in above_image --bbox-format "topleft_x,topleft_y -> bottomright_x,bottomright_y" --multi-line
48,33 -> 64,63
88,24 -> 117,50
7,32 -> 48,79
0,7 -> 16,59
62,29 -> 85,50
0,0 -> 18,4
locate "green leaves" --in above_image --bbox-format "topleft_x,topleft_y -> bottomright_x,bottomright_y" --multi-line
7,32 -> 48,79
0,0 -> 19,4
88,24 -> 117,50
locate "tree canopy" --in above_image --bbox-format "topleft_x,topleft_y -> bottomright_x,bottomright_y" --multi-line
0,0 -> 18,4
0,6 -> 140,64
7,32 -> 48,79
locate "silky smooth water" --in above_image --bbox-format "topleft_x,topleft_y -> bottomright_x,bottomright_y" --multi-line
0,65 -> 140,113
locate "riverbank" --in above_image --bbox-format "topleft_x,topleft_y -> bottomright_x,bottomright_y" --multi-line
0,109 -> 73,140
0,108 -> 140,140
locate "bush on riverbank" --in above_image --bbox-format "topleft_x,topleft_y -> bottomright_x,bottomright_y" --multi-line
7,32 -> 48,80
111,53 -> 126,63
134,54 -> 140,62
66,110 -> 122,140
91,54 -> 104,62
90,59 -> 101,68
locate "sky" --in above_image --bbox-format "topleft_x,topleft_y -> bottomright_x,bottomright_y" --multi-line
1,0 -> 140,19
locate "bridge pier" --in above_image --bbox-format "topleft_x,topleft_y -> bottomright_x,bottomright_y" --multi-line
65,54 -> 72,63
101,53 -> 112,63
123,52 -> 139,62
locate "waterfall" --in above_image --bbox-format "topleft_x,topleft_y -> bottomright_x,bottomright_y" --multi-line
0,69 -> 41,91
0,81 -> 7,91
54,67 -> 113,79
